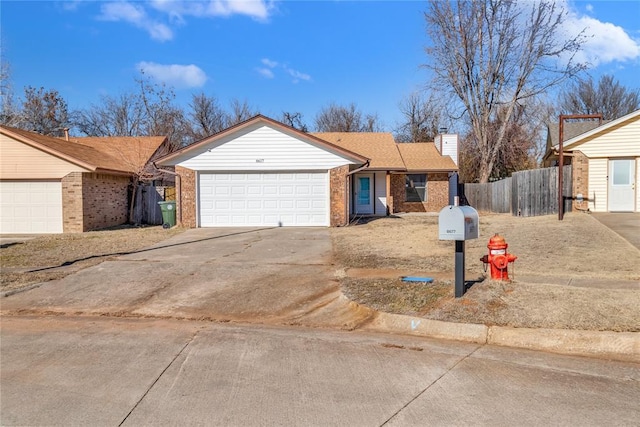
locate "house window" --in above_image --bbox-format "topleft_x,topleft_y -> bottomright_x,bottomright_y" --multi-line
405,174 -> 427,202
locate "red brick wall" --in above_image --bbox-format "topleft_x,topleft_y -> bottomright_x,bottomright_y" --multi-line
330,165 -> 349,226
176,166 -> 197,228
390,172 -> 450,213
61,172 -> 130,232
571,151 -> 589,212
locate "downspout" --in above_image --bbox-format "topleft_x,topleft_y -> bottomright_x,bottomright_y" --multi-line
153,162 -> 182,226
345,160 -> 371,226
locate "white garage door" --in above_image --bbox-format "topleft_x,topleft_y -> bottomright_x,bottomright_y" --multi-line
199,172 -> 329,227
0,181 -> 63,234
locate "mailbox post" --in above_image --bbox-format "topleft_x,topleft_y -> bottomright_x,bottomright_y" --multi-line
438,205 -> 479,297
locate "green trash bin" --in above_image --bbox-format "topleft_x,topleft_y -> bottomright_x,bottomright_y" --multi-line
158,201 -> 176,228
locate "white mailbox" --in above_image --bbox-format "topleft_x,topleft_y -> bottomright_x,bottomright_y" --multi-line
438,205 -> 479,240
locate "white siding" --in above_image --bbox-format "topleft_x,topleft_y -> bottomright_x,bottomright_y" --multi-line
0,134 -> 88,179
637,158 -> 640,211
178,125 -> 356,171
572,118 -> 640,158
588,159 -> 608,212
374,172 -> 387,215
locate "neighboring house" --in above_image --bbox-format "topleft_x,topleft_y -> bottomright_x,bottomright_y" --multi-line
0,126 -> 169,233
155,115 -> 458,228
545,110 -> 639,213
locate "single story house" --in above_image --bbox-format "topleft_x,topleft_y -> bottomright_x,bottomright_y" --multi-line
0,126 -> 169,233
155,115 -> 458,227
545,109 -> 639,212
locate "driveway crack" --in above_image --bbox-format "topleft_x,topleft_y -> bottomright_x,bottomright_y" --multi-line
379,344 -> 484,426
118,331 -> 198,426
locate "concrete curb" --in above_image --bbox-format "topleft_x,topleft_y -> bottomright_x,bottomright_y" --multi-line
361,310 -> 640,363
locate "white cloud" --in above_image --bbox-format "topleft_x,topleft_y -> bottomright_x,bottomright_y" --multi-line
137,62 -> 208,88
99,2 -> 173,41
256,58 -> 311,83
150,0 -> 275,21
256,67 -> 275,79
262,58 -> 278,68
284,66 -> 311,83
585,4 -> 594,13
563,13 -> 640,66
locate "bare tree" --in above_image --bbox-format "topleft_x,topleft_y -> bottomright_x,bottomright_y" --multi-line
0,59 -> 21,128
20,86 -> 70,136
425,0 -> 585,182
226,99 -> 258,127
394,92 -> 444,142
186,92 -> 227,141
73,75 -> 187,149
459,105 -> 538,182
314,102 -> 381,132
558,74 -> 640,120
280,111 -> 308,132
73,93 -> 143,137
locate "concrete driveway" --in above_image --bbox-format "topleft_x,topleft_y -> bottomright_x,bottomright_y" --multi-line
1,227 -> 374,328
591,212 -> 640,250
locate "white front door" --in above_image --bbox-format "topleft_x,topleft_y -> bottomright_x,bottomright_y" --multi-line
608,159 -> 636,212
354,174 -> 374,214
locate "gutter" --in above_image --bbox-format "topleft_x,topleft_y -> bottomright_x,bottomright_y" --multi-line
153,162 -> 182,226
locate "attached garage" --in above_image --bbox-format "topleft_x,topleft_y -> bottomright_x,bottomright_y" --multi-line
199,172 -> 329,227
156,115 -> 368,228
1,126 -> 169,233
0,181 -> 63,233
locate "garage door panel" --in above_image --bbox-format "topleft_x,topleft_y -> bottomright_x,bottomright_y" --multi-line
199,172 -> 328,227
0,181 -> 63,234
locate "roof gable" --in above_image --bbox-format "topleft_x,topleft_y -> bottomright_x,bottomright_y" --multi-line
0,126 -> 166,175
558,109 -> 640,150
156,115 -> 368,166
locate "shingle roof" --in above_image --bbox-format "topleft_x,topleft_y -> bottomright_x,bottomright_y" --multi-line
70,136 -> 167,173
547,120 -> 606,147
311,132 -> 406,170
397,142 -> 457,171
0,126 -> 166,174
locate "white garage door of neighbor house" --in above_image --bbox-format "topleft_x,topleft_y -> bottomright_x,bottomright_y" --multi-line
199,172 -> 329,227
0,181 -> 63,234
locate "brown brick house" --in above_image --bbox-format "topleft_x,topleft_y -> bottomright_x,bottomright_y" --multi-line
0,126 -> 168,233
156,115 -> 458,228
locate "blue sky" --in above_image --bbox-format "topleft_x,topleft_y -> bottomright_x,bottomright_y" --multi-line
2,1 -> 639,133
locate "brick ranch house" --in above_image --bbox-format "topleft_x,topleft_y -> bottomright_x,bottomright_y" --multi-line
155,115 -> 458,228
542,109 -> 639,213
0,125 -> 169,233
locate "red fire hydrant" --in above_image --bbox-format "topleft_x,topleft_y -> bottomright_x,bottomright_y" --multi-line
480,234 -> 517,281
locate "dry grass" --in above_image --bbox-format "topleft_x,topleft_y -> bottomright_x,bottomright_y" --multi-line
1,226 -> 184,292
332,213 -> 640,332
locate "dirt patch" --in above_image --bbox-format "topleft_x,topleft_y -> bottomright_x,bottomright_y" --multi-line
332,213 -> 640,332
1,226 -> 184,293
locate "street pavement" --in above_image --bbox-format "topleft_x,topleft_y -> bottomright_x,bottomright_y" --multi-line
1,224 -> 639,425
2,316 -> 639,426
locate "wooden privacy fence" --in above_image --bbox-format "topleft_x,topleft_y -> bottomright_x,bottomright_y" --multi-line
133,185 -> 174,225
464,165 -> 572,217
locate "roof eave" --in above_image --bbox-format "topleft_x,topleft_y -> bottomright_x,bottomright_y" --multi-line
1,127 -> 98,171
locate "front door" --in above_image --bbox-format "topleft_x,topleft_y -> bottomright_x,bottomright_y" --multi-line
355,174 -> 374,214
608,159 -> 636,211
